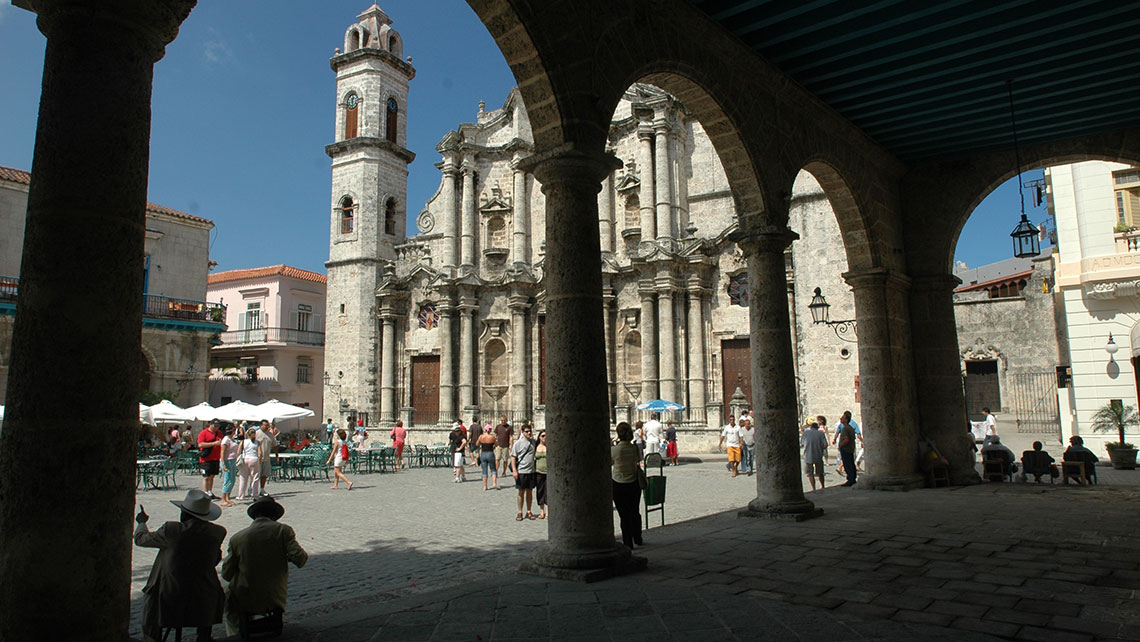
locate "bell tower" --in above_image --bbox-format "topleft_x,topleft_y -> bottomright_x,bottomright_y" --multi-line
324,4 -> 415,426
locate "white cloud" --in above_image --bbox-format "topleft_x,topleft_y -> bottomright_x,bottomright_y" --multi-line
202,27 -> 232,65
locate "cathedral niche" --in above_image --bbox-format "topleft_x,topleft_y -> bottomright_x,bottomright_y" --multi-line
417,304 -> 439,330
727,273 -> 749,307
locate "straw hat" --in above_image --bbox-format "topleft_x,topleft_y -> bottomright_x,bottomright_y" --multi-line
170,489 -> 222,521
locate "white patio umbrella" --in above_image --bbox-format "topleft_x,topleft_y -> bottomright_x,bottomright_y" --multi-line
0,405 -> 4,420
256,399 -> 315,422
144,399 -> 195,424
139,403 -> 150,423
184,401 -> 220,422
212,399 -> 264,423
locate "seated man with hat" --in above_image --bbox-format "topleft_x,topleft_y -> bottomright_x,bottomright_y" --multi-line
134,489 -> 226,642
221,496 -> 308,636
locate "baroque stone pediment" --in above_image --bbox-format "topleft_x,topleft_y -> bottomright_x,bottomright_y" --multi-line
614,173 -> 640,192
961,338 -> 1007,370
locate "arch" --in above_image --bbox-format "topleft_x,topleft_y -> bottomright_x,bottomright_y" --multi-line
385,97 -> 398,144
384,198 -> 397,236
796,160 -> 876,272
347,28 -> 361,53
388,32 -> 402,58
484,338 -> 507,386
339,196 -> 354,234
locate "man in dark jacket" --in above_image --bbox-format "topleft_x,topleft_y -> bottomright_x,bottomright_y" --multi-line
222,497 -> 308,636
134,489 -> 226,642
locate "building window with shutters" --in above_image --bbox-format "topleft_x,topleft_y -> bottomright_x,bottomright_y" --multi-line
344,92 -> 359,139
384,198 -> 397,236
386,97 -> 398,143
297,360 -> 312,384
340,197 -> 354,234
296,303 -> 312,331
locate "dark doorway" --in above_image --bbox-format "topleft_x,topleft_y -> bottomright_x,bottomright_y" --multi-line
411,355 -> 440,425
964,359 -> 1001,419
721,339 -> 751,423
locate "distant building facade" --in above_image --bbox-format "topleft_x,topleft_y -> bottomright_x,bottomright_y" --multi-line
321,7 -> 863,447
0,165 -> 223,405
1048,161 -> 1140,448
207,265 -> 327,432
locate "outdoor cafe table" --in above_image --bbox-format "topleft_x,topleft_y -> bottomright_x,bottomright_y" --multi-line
136,458 -> 168,490
273,452 -> 308,480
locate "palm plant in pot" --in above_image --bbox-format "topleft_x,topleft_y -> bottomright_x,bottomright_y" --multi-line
1090,402 -> 1138,469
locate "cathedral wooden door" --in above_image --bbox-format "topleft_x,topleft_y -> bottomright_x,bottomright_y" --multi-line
721,339 -> 752,423
411,355 -> 440,425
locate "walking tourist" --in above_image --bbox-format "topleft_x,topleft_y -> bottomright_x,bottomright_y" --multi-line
511,424 -> 537,520
816,415 -> 828,466
326,428 -> 353,490
236,428 -> 261,501
449,423 -> 467,483
664,421 -> 679,466
719,415 -> 742,477
981,407 -> 998,447
837,415 -> 858,486
643,413 -> 663,461
611,422 -> 643,549
324,419 -> 334,444
534,430 -> 548,519
739,417 -> 755,475
468,418 -> 482,470
390,420 -> 408,470
834,411 -> 862,476
198,419 -> 223,500
221,496 -> 308,637
493,416 -> 512,477
802,422 -> 828,490
256,420 -> 277,497
134,490 -> 226,642
476,425 -> 498,490
219,423 -> 239,507
633,420 -> 646,460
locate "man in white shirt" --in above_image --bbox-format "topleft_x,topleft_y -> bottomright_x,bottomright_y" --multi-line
739,417 -> 756,476
643,414 -> 663,461
982,407 -> 997,447
718,416 -> 743,477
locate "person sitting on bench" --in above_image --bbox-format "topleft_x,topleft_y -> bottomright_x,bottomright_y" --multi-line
1019,441 -> 1059,482
1063,435 -> 1100,484
980,435 -> 1017,478
222,496 -> 308,637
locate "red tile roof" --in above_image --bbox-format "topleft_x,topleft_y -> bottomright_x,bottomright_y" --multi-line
208,265 -> 327,286
954,268 -> 1034,293
0,165 -> 213,225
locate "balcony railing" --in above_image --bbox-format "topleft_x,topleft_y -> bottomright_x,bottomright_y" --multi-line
217,327 -> 325,347
0,275 -> 16,301
1114,229 -> 1140,253
143,294 -> 225,323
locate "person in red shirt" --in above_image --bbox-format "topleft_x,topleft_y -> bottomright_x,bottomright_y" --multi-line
198,419 -> 224,500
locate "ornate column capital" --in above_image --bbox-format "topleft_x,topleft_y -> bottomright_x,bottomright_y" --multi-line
842,267 -> 911,293
518,145 -> 621,190
20,0 -> 197,62
508,293 -> 530,310
458,296 -> 479,313
730,222 -> 799,257
638,280 -> 657,300
910,272 -> 964,294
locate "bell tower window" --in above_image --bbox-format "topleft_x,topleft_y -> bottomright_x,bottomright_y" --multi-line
344,93 -> 359,140
384,198 -> 397,236
386,98 -> 398,143
340,197 -> 354,234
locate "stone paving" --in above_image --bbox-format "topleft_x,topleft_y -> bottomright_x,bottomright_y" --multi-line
129,454 -> 1140,641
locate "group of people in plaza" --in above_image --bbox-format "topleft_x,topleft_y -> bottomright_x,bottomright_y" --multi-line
134,491 -> 307,641
447,416 -> 549,521
633,415 -> 680,465
716,409 -> 864,487
195,418 -> 279,507
979,429 -> 1100,484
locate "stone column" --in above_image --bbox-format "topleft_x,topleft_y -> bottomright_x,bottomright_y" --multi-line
440,159 -> 459,271
0,1 -> 196,639
509,293 -> 529,420
844,268 -> 925,489
519,148 -> 639,579
657,282 -> 677,401
686,285 -> 707,418
654,120 -> 673,242
603,287 -> 616,414
598,169 -> 614,254
460,162 -> 476,273
639,284 -> 659,402
911,273 -> 979,484
671,130 -> 689,235
438,299 -> 456,424
380,313 -> 398,423
735,224 -> 821,519
458,296 -> 477,413
512,153 -> 530,267
637,125 -> 655,241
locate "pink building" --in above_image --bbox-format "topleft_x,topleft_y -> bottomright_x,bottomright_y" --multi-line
207,265 -> 327,433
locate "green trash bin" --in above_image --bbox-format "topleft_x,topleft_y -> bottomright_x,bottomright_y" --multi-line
644,475 -> 666,528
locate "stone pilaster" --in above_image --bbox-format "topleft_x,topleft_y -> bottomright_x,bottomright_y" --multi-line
509,293 -> 530,419
843,268 -> 925,490
458,295 -> 478,413
603,286 -> 616,414
686,283 -> 707,418
657,280 -> 677,402
440,158 -> 459,271
512,153 -> 530,267
460,162 -> 476,272
0,1 -> 197,639
670,130 -> 688,235
598,169 -> 614,254
518,147 -> 641,579
654,120 -> 673,242
637,126 -> 655,241
380,313 -> 398,423
437,298 -> 456,424
734,224 -> 821,519
639,283 -> 659,403
910,273 -> 979,485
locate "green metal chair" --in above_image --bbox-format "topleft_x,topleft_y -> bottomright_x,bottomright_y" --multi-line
643,475 -> 666,528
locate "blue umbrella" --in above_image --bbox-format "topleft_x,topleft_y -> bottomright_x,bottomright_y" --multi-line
636,399 -> 685,412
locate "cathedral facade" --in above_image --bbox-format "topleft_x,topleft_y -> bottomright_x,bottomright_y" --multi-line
323,7 -> 862,446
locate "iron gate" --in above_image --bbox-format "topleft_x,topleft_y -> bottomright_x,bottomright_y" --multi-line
1007,371 -> 1061,438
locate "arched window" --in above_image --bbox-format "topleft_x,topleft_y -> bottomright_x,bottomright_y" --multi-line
624,332 -> 641,380
348,29 -> 360,52
388,34 -> 398,53
340,197 -> 354,234
386,98 -> 398,143
384,198 -> 397,236
485,339 -> 507,386
344,92 -> 359,140
624,193 -> 640,229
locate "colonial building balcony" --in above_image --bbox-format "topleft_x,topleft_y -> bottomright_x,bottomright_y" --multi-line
216,327 -> 325,347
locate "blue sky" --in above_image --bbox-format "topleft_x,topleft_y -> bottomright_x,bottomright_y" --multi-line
0,1 -> 1048,276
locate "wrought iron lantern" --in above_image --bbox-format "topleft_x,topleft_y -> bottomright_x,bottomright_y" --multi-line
1010,213 -> 1040,259
807,287 -> 857,342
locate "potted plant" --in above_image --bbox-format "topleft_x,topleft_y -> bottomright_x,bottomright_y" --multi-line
1090,402 -> 1138,469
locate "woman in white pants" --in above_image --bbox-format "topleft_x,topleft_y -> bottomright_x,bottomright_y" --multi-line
236,428 -> 260,500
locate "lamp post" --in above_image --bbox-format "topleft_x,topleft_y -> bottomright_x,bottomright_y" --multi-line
1106,333 -> 1119,361
808,287 -> 857,343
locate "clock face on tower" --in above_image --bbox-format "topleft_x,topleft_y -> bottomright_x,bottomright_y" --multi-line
346,94 -> 359,109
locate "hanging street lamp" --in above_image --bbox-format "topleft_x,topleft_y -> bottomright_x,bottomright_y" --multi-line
807,287 -> 857,343
1005,79 -> 1041,259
